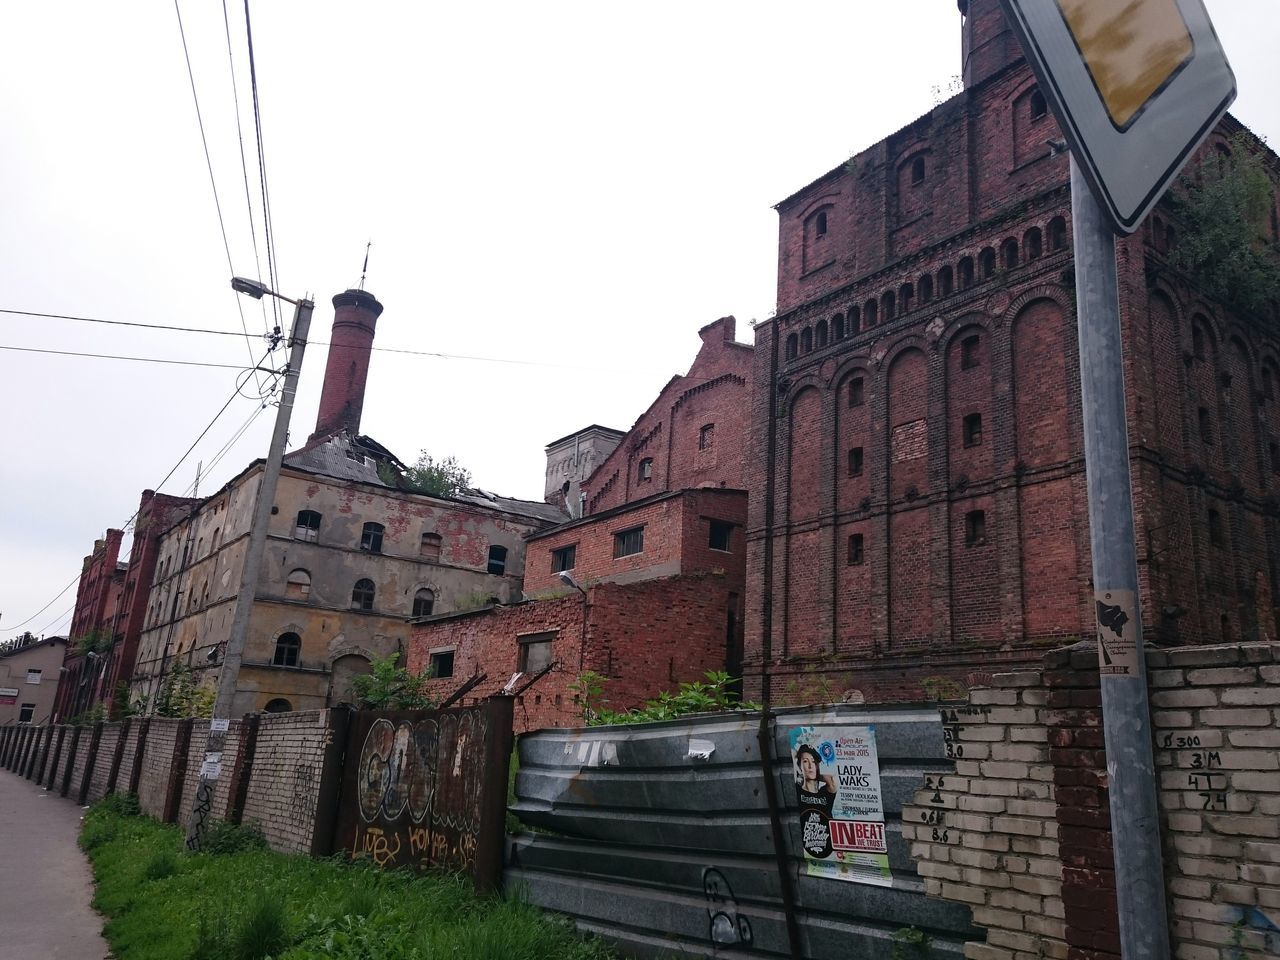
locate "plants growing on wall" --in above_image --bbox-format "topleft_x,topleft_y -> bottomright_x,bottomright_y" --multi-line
378,451 -> 473,499
349,653 -> 437,711
154,665 -> 215,718
571,670 -> 759,726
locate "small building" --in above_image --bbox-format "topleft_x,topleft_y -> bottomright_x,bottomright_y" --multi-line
0,633 -> 67,725
407,316 -> 753,730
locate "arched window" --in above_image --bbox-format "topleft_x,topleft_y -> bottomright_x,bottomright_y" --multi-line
832,313 -> 845,340
939,266 -> 954,296
285,569 -> 311,601
958,257 -> 974,289
1030,89 -> 1047,121
815,210 -> 828,236
212,528 -> 221,550
899,283 -> 914,313
351,578 -> 375,611
801,328 -> 813,353
412,588 -> 436,618
420,532 -> 442,562
919,274 -> 933,303
882,291 -> 895,320
272,632 -> 301,667
1263,365 -> 1277,401
910,155 -> 926,185
1049,216 -> 1068,251
816,319 -> 829,348
865,299 -> 878,327
639,457 -> 654,482
263,698 -> 292,713
848,306 -> 861,335
294,510 -> 321,542
360,522 -> 384,554
979,248 -> 996,279
487,545 -> 508,576
1024,227 -> 1043,260
1001,238 -> 1019,270
785,333 -> 798,360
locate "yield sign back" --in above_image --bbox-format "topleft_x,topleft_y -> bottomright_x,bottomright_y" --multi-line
1000,0 -> 1236,234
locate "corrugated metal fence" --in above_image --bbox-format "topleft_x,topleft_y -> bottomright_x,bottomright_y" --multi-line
507,704 -> 977,959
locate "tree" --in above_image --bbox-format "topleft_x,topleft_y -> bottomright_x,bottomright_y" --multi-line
381,451 -> 472,498
1167,136 -> 1280,320
349,652 -> 436,711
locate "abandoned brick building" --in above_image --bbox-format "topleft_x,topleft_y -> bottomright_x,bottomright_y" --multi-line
408,316 -> 752,730
744,0 -> 1280,704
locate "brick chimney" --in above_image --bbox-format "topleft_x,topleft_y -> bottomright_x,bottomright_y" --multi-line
958,0 -> 1022,90
311,289 -> 384,441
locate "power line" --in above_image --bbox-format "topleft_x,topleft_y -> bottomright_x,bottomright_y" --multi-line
173,0 -> 266,392
242,0 -> 283,336
0,575 -> 81,633
0,344 -> 275,371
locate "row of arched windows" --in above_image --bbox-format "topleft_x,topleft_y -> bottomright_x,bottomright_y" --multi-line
282,567 -> 436,617
784,216 -> 1070,362
293,510 -> 508,574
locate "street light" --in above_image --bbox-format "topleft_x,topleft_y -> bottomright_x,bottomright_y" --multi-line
184,279 -> 314,851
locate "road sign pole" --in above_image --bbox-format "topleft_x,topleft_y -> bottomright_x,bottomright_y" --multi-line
1070,154 -> 1171,960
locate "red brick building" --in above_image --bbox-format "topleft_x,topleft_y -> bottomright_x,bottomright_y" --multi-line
745,0 -> 1280,704
408,318 -> 753,730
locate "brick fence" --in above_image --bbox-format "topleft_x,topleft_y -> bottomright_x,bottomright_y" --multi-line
0,710 -> 343,855
906,642 -> 1280,960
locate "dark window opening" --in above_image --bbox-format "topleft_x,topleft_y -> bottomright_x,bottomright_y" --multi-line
1269,442 -> 1279,475
519,633 -> 555,673
848,307 -> 861,334
1198,407 -> 1213,445
848,377 -> 865,407
709,520 -> 733,552
699,423 -> 715,450
816,319 -> 829,348
961,334 -> 981,370
264,698 -> 292,713
429,649 -> 455,679
1002,238 -> 1019,270
815,211 -> 828,237
272,632 -> 301,667
865,299 -> 878,327
1221,613 -> 1232,642
1030,89 -> 1047,120
412,588 -> 436,618
965,510 -> 987,547
1048,216 -> 1068,251
801,328 -> 813,353
939,266 -> 954,296
1193,326 -> 1206,359
919,274 -> 933,303
351,578 -> 375,611
1208,508 -> 1224,547
18,703 -> 35,724
294,509 -> 321,542
847,533 -> 864,565
848,447 -> 864,477
360,522 -> 384,554
785,334 -> 798,360
882,291 -> 896,321
639,458 -> 653,482
614,526 -> 645,558
487,545 -> 508,575
979,248 -> 996,280
420,532 -> 442,561
1025,227 -> 1043,260
963,413 -> 984,447
900,283 -> 913,313
1264,368 -> 1275,400
958,257 -> 974,289
910,155 -> 926,185
552,545 -> 577,572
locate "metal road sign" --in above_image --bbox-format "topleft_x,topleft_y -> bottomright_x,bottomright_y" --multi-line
1000,0 -> 1236,233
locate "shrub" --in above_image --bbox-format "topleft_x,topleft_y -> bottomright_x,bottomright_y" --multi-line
142,849 -> 177,882
200,821 -> 268,855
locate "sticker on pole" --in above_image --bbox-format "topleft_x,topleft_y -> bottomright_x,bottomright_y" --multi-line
999,0 -> 1235,233
788,725 -> 891,886
1095,589 -> 1140,677
199,752 -> 223,780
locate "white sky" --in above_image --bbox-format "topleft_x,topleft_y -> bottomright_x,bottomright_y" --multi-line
2,1 -> 1276,639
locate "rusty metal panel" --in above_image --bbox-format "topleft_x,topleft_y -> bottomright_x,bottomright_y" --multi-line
507,703 -> 973,959
335,697 -> 513,890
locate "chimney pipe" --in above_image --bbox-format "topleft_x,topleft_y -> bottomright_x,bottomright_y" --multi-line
311,289 -> 384,441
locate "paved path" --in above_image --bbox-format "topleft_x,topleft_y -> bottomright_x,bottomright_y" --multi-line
0,772 -> 110,959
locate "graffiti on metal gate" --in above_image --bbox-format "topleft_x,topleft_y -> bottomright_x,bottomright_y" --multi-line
336,703 -> 507,880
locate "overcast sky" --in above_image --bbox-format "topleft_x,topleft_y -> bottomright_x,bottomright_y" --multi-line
2,1 -> 1276,639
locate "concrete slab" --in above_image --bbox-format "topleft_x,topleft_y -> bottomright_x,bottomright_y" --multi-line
0,772 -> 110,959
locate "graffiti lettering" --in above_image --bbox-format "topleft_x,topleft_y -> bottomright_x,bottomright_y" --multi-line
702,867 -> 752,945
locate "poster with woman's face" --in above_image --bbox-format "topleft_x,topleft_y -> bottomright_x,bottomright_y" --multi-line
788,725 -> 891,886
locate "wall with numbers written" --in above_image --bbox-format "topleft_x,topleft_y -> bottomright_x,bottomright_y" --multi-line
906,640 -> 1280,960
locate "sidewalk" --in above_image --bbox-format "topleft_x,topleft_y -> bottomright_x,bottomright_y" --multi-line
0,772 -> 110,959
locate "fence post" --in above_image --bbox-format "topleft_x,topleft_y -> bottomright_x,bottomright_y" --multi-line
33,726 -> 55,784
45,727 -> 67,789
0,725 -> 11,766
105,719 -> 131,796
474,697 -> 516,894
226,714 -> 260,825
77,722 -> 105,806
163,718 -> 194,824
24,726 -> 47,780
129,718 -> 151,796
60,726 -> 83,797
310,708 -> 350,857
5,725 -> 25,770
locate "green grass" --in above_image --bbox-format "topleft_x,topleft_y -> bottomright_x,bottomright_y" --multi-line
81,801 -> 618,960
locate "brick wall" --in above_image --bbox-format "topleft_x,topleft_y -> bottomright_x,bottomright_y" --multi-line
86,725 -> 120,804
239,710 -> 331,854
137,718 -> 179,819
907,642 -> 1280,960
116,722 -> 140,792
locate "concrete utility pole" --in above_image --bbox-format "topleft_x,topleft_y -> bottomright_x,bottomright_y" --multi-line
1070,157 -> 1171,959
185,281 -> 313,851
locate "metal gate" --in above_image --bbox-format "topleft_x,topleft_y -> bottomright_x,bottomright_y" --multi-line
334,697 -> 513,890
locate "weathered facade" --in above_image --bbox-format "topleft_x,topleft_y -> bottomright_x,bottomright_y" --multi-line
408,318 -> 754,729
745,0 -> 1280,705
0,634 -> 66,725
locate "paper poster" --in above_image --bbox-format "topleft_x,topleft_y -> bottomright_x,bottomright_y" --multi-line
199,751 -> 223,780
788,725 -> 891,886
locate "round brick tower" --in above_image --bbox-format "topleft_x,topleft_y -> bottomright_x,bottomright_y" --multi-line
958,0 -> 1022,90
311,288 -> 384,441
